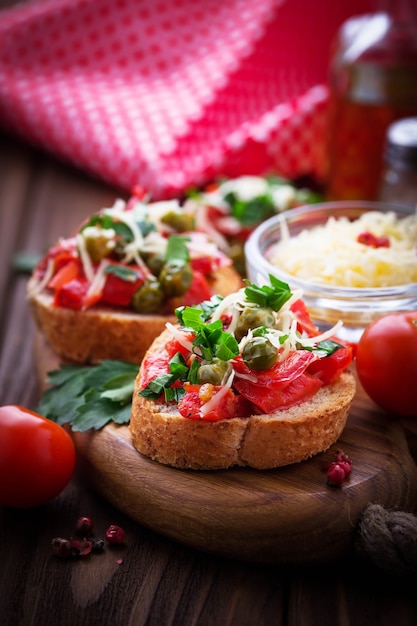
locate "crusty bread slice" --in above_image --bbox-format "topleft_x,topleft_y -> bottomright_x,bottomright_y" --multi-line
130,330 -> 356,470
27,266 -> 243,364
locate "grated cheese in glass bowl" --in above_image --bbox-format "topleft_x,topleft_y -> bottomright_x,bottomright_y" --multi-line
245,202 -> 417,342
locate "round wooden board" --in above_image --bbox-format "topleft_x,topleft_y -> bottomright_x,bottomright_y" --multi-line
34,334 -> 417,564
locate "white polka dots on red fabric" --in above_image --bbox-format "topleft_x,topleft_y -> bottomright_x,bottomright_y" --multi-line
0,0 -> 374,198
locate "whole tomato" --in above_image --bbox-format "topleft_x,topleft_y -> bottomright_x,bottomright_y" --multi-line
356,312 -> 417,416
0,405 -> 76,508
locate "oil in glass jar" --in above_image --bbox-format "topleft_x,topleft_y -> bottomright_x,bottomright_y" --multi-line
326,0 -> 417,201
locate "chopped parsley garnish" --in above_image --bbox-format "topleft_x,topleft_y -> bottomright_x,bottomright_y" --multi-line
244,275 -> 292,311
301,339 -> 344,356
224,191 -> 276,226
165,235 -> 190,265
81,214 -> 134,242
175,295 -> 223,326
316,339 -> 344,356
104,264 -> 140,282
192,320 -> 239,361
81,212 -> 157,242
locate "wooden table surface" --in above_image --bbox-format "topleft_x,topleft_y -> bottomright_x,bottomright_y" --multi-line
2,129 -> 417,625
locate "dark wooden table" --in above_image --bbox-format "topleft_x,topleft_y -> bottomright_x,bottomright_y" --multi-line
1,130 -> 417,625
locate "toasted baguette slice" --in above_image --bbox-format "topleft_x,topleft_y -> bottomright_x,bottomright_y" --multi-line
28,266 -> 243,364
130,330 -> 356,470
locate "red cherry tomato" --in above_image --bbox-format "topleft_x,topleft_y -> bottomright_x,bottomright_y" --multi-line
0,405 -> 76,508
356,312 -> 417,416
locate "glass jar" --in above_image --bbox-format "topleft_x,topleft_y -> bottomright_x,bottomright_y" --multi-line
325,0 -> 417,201
379,117 -> 417,209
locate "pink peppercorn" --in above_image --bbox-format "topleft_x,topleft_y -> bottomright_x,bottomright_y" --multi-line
51,537 -> 73,558
326,462 -> 346,486
75,516 -> 94,536
105,525 -> 125,545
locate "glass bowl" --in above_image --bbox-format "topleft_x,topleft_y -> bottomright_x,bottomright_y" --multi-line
244,201 -> 417,342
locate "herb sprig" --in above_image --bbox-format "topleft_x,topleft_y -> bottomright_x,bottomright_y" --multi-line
37,361 -> 139,432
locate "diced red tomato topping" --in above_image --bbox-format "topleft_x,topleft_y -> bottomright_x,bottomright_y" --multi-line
54,278 -> 89,310
100,265 -> 145,307
34,240 -> 78,278
182,271 -> 213,306
51,248 -> 79,272
165,334 -> 196,359
307,344 -> 354,384
190,256 -> 214,275
232,350 -> 318,388
232,350 -> 321,413
290,299 -> 319,337
234,371 -> 323,413
48,259 -> 80,290
138,353 -> 171,390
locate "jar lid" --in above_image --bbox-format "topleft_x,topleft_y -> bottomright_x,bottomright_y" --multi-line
385,117 -> 417,168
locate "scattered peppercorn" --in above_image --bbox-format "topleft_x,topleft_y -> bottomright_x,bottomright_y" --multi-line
89,538 -> 105,553
71,539 -> 93,557
105,525 -> 125,545
51,537 -> 73,559
326,462 -> 346,486
323,449 -> 353,487
51,517 -> 125,559
75,516 -> 94,536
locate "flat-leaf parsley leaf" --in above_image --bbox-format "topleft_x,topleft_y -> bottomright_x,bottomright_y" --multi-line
36,360 -> 139,432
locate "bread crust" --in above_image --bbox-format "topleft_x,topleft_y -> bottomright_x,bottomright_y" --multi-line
130,330 -> 356,470
27,266 -> 243,364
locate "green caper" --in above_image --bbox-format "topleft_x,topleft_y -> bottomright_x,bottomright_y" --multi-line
160,210 -> 195,232
144,252 -> 165,276
227,239 -> 245,276
234,306 -> 276,342
159,262 -> 193,297
131,279 -> 164,313
82,227 -> 115,263
241,336 -> 278,371
198,358 -> 233,386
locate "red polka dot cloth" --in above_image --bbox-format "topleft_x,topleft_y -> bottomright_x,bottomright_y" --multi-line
0,0 -> 373,198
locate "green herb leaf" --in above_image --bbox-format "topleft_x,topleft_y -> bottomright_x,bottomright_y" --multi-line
138,373 -> 172,399
214,333 -> 240,360
104,265 -> 140,283
139,352 -> 189,401
224,192 -> 275,226
36,360 -> 139,432
136,220 -> 157,237
192,320 -> 239,362
188,358 -> 200,384
81,214 -> 133,242
315,339 -> 344,356
175,295 -> 223,326
164,387 -> 186,403
165,235 -> 190,265
244,275 -> 292,311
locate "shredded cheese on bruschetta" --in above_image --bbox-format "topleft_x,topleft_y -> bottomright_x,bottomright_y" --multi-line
190,202 -> 231,252
76,233 -> 95,283
84,259 -> 110,307
27,257 -> 55,297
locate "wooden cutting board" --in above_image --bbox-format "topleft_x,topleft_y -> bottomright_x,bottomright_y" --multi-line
34,335 -> 417,565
